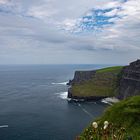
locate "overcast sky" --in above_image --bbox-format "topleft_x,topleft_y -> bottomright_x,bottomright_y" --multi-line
0,0 -> 140,64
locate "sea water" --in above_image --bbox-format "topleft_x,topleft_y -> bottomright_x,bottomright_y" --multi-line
0,65 -> 109,140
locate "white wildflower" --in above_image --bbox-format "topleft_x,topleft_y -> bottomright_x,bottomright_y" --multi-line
104,121 -> 109,126
104,124 -> 108,130
92,122 -> 98,129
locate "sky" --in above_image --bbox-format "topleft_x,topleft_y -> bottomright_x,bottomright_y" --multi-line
0,0 -> 140,64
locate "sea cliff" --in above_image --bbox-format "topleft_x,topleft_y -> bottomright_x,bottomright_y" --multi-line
118,59 -> 140,99
68,59 -> 140,101
73,60 -> 140,140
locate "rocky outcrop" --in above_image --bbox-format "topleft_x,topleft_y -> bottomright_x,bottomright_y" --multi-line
67,70 -> 96,85
118,59 -> 140,99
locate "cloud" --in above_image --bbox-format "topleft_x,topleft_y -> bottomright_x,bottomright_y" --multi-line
0,0 -> 9,4
104,8 -> 119,17
58,0 -> 140,51
0,0 -> 139,64
27,5 -> 58,19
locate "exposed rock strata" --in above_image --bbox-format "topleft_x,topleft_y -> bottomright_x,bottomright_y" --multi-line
67,70 -> 96,85
118,59 -> 140,99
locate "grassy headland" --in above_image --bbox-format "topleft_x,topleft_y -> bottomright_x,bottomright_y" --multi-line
71,66 -> 123,97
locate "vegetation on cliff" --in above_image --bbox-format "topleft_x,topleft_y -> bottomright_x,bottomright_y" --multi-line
70,66 -> 123,97
79,95 -> 140,140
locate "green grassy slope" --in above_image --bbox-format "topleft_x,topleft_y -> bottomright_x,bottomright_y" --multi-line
71,66 -> 123,97
80,96 -> 140,140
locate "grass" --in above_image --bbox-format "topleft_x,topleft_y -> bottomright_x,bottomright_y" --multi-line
71,66 -> 123,97
80,95 -> 140,140
96,66 -> 123,73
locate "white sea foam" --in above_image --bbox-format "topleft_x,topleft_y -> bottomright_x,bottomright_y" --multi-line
55,92 -> 68,99
52,81 -> 68,85
101,97 -> 119,105
0,125 -> 8,128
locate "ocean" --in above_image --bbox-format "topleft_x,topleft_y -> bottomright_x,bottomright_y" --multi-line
0,64 -> 109,140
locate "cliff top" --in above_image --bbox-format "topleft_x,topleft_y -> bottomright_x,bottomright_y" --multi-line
96,66 -> 123,73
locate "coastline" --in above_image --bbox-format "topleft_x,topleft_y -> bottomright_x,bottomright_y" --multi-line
67,95 -> 119,105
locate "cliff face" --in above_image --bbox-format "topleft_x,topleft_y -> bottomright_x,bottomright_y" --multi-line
68,66 -> 123,100
68,70 -> 96,85
67,70 -> 97,100
68,59 -> 140,101
118,59 -> 140,99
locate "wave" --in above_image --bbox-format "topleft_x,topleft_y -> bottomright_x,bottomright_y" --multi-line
101,97 -> 119,105
52,81 -> 68,85
0,125 -> 8,128
55,92 -> 68,99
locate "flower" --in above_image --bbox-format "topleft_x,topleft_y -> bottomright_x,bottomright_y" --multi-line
103,121 -> 109,130
113,135 -> 117,139
90,136 -> 93,139
104,124 -> 108,130
92,122 -> 98,129
104,121 -> 109,126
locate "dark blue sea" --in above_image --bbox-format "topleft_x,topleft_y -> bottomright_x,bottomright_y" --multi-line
0,64 -> 109,140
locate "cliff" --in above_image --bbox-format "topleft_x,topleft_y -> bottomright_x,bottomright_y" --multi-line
68,70 -> 96,85
75,60 -> 140,140
68,59 -> 140,101
118,59 -> 140,99
68,66 -> 123,101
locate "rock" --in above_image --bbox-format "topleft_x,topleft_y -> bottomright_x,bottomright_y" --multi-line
67,70 -> 96,85
118,59 -> 140,99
